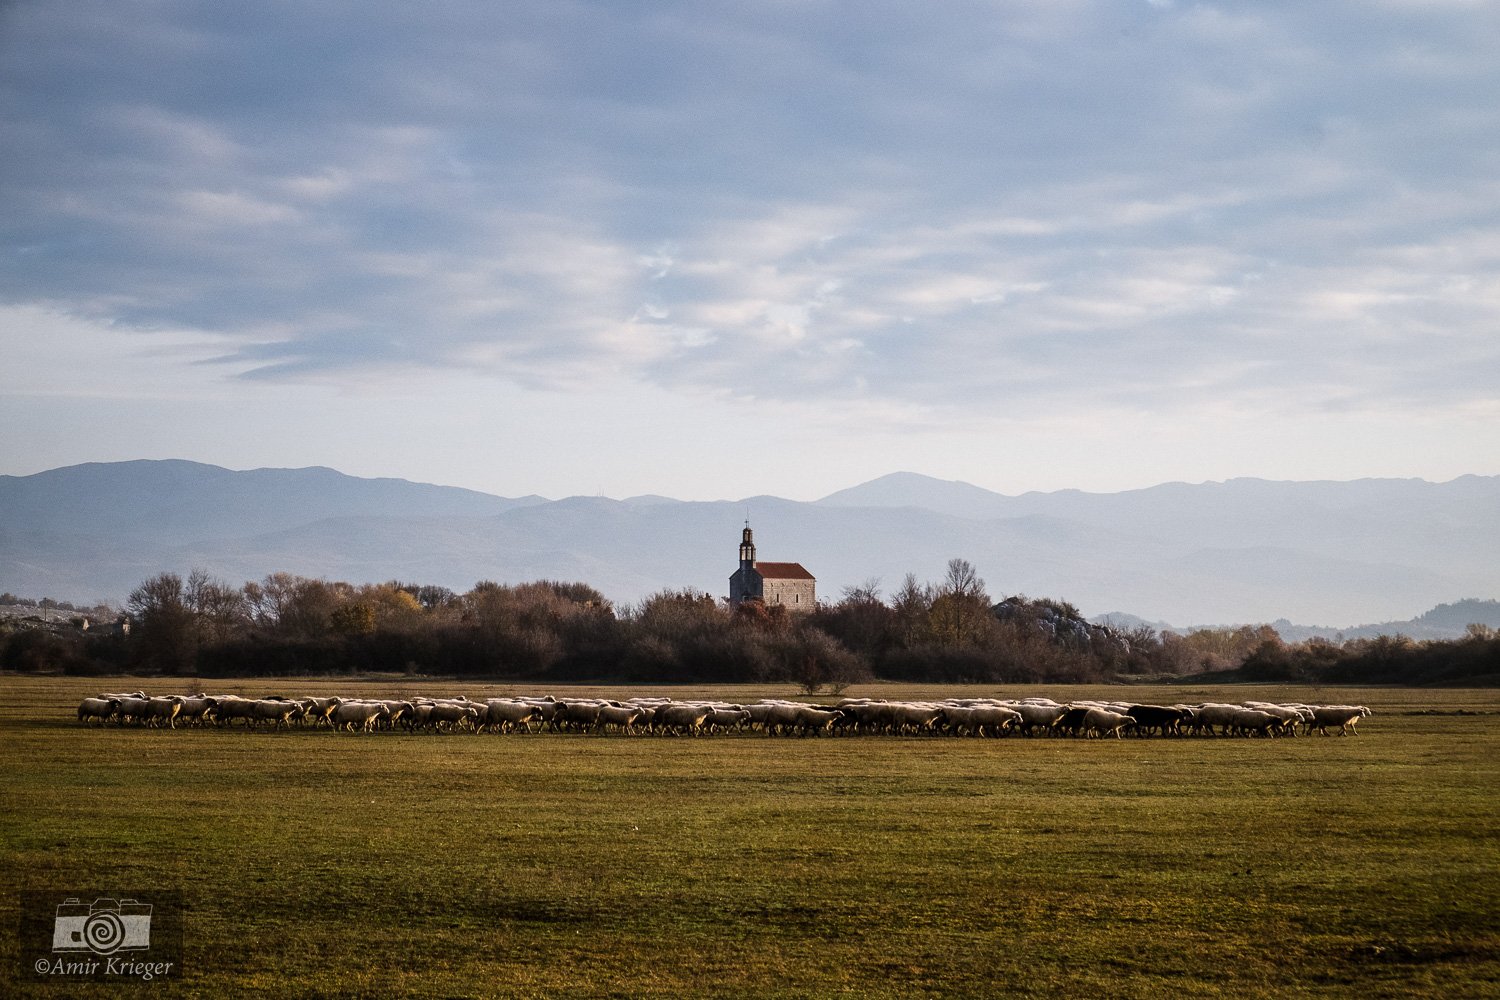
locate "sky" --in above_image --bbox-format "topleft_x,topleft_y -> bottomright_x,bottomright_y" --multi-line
2,0 -> 1498,502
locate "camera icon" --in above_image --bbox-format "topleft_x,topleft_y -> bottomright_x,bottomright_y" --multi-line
52,898 -> 153,955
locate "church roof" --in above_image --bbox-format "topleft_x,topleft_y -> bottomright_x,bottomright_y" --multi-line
754,561 -> 815,580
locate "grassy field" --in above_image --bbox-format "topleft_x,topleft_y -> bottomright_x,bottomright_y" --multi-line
2,677 -> 1497,998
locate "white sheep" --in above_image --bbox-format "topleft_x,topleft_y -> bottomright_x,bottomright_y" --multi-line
115,697 -> 152,725
483,700 -> 541,734
1244,704 -> 1304,735
331,700 -> 385,732
970,705 -> 1022,737
373,700 -> 413,729
740,703 -> 779,733
655,703 -> 714,736
426,703 -> 480,732
1082,708 -> 1136,739
941,705 -> 983,737
174,696 -> 218,725
555,700 -> 604,732
1309,705 -> 1367,736
890,703 -> 945,735
792,706 -> 844,736
212,696 -> 257,727
596,704 -> 647,734
1227,708 -> 1281,737
1192,703 -> 1243,736
1012,703 -> 1069,735
704,708 -> 751,733
249,699 -> 301,729
77,697 -> 119,725
140,696 -> 184,728
303,697 -> 342,726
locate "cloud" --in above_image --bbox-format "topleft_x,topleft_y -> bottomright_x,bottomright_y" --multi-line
1,0 -> 1497,435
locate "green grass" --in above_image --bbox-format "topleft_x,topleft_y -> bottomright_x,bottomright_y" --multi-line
2,677 -> 1498,998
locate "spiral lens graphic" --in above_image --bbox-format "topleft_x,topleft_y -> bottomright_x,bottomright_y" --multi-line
83,911 -> 126,954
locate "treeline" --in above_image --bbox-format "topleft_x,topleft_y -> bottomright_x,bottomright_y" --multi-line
1,561 -> 1496,685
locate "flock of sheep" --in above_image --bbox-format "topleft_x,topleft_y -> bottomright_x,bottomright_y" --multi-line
76,691 -> 1373,738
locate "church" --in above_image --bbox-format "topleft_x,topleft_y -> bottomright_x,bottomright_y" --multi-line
728,524 -> 816,612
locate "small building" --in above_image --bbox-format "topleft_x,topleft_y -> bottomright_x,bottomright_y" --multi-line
728,523 -> 816,612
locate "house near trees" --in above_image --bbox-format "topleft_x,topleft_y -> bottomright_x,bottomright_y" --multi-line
728,523 -> 816,613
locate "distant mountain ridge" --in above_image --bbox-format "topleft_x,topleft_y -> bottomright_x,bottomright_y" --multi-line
817,471 -> 1024,520
1,460 -> 545,543
1095,599 -> 1500,642
1,461 -> 1496,629
1267,599 -> 1500,643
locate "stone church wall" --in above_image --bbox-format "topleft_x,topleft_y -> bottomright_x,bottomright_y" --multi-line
763,577 -> 815,612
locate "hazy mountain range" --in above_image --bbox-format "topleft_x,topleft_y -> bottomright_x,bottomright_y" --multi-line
2,460 -> 1497,630
1095,600 -> 1500,644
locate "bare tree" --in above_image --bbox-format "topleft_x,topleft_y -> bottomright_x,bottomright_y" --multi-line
814,579 -> 894,660
185,568 -> 248,644
891,573 -> 934,647
127,572 -> 196,674
930,559 -> 992,648
941,558 -> 986,602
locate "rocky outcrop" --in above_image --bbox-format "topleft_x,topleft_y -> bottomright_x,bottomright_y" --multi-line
993,595 -> 1130,654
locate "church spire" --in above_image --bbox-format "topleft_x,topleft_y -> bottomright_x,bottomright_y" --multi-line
739,521 -> 756,569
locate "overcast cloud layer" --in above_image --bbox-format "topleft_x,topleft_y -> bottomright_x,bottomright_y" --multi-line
2,1 -> 1498,501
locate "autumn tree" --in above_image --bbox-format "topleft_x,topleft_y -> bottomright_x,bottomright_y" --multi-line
329,602 -> 378,636
401,583 -> 457,613
732,597 -> 789,632
360,584 -> 425,631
